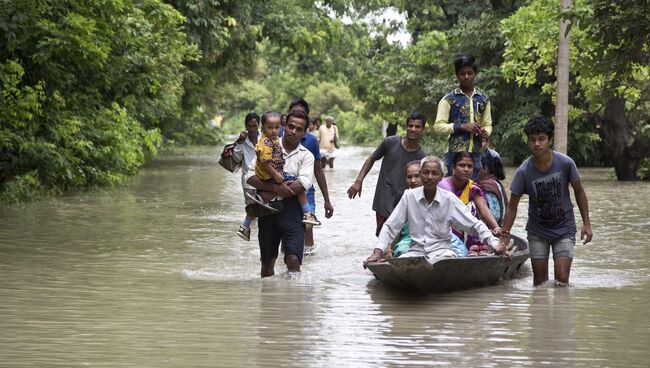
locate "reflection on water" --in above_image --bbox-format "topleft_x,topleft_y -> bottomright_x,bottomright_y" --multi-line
1,146 -> 649,366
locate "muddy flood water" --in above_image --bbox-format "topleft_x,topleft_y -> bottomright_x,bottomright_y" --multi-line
1,146 -> 649,367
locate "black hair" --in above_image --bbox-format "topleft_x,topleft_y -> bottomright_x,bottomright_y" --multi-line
481,153 -> 506,180
244,112 -> 260,126
404,160 -> 421,174
288,98 -> 310,115
524,116 -> 555,139
285,109 -> 310,129
406,112 -> 427,127
454,55 -> 478,75
386,122 -> 398,137
261,111 -> 281,127
452,151 -> 473,166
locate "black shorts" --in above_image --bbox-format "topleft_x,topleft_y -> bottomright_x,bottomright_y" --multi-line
258,197 -> 305,265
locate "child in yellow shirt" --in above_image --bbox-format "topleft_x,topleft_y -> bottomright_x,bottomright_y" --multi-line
249,112 -> 320,226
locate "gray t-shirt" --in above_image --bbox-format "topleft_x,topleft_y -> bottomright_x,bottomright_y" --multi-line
510,151 -> 580,240
372,136 -> 426,217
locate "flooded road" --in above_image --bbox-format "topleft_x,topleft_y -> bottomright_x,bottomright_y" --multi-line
1,146 -> 649,367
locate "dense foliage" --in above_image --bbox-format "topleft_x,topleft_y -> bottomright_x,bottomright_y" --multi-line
2,0 -> 649,201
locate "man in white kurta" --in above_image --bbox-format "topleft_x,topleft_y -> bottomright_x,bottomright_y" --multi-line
364,157 -> 504,266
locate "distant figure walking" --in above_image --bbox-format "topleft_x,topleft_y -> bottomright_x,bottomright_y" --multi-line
318,116 -> 339,169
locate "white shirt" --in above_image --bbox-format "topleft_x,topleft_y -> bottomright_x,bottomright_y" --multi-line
375,186 -> 499,253
245,141 -> 314,192
234,135 -> 257,189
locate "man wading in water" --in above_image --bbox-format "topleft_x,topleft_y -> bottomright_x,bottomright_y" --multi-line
499,116 -> 592,286
247,110 -> 314,277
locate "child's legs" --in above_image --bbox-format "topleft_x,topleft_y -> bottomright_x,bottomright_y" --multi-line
296,192 -> 309,212
243,188 -> 257,226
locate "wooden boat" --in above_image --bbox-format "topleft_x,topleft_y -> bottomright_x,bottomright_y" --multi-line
366,234 -> 529,294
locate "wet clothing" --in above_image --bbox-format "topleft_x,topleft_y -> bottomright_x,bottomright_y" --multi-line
258,197 -> 305,265
510,151 -> 580,240
371,136 -> 426,218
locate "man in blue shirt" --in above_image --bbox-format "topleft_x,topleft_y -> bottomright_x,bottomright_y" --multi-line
287,99 -> 334,254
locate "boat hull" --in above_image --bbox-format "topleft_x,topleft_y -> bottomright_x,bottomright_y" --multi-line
366,235 -> 529,294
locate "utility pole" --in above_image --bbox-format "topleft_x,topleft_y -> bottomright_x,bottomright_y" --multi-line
555,0 -> 571,154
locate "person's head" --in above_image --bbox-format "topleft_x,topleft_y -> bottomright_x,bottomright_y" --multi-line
314,117 -> 322,129
454,55 -> 478,90
283,109 -> 309,147
308,118 -> 317,132
405,112 -> 426,141
419,156 -> 445,189
524,116 -> 554,156
480,135 -> 491,152
244,112 -> 260,136
288,98 -> 310,115
481,153 -> 505,181
325,116 -> 334,127
280,113 -> 287,127
261,111 -> 281,139
404,160 -> 423,189
451,151 -> 474,182
386,122 -> 398,137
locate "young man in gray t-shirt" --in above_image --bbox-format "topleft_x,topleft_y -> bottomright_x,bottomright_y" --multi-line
499,116 -> 592,286
347,112 -> 427,236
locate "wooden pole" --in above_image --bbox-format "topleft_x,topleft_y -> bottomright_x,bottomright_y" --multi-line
555,0 -> 571,154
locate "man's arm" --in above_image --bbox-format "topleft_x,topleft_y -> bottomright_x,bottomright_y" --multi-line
247,175 -> 296,198
571,180 -> 593,244
433,97 -> 474,135
313,164 -> 334,218
364,194 -> 408,267
481,101 -> 493,137
347,155 -> 376,199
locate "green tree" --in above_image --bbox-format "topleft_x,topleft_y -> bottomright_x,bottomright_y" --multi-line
501,0 -> 650,179
1,0 -> 193,200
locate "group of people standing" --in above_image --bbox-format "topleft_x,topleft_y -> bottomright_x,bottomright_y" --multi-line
230,54 -> 593,287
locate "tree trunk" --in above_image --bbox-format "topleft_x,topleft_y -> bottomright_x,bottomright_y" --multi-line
554,0 -> 571,154
600,98 -> 639,180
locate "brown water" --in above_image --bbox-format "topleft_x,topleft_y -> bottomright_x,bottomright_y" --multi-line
1,146 -> 649,367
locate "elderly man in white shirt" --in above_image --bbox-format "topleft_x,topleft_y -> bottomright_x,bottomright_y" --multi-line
247,110 -> 315,277
364,156 -> 506,267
